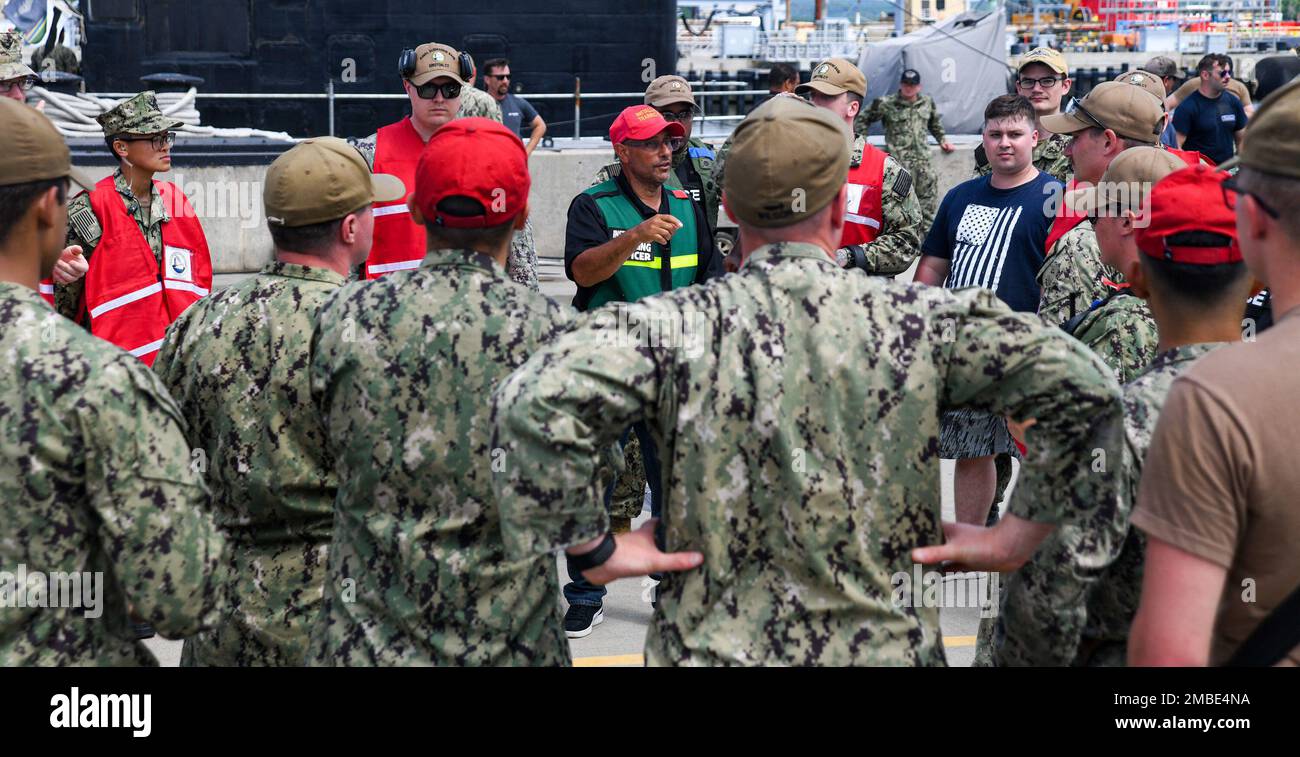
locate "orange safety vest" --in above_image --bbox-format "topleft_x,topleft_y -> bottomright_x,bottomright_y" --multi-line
82,177 -> 211,365
365,117 -> 425,279
840,144 -> 887,248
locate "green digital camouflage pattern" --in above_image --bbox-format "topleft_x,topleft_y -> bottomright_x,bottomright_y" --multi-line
492,241 -> 1123,667
591,136 -> 720,232
457,86 -> 504,122
0,282 -> 227,666
351,132 -> 538,292
974,343 -> 1221,667
152,262 -> 346,666
1069,292 -> 1159,384
976,132 -> 1073,183
0,30 -> 35,81
856,93 -> 946,230
1037,222 -> 1123,329
59,167 -> 168,324
309,248 -> 573,666
610,432 -> 648,521
96,91 -> 183,137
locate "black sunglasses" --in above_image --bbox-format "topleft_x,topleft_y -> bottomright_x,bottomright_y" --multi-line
414,81 -> 462,100
1222,174 -> 1279,218
485,74 -> 511,80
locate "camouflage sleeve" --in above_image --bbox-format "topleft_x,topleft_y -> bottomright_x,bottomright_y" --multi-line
940,288 -> 1124,526
1072,301 -> 1160,385
712,134 -> 733,198
79,359 -> 228,637
507,216 -> 541,292
56,192 -> 101,324
589,162 -> 619,188
1036,229 -> 1117,328
926,97 -> 947,143
491,300 -> 677,559
854,156 -> 922,276
349,133 -> 377,171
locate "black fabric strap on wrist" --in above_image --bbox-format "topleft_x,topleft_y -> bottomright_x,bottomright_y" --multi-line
567,532 -> 617,574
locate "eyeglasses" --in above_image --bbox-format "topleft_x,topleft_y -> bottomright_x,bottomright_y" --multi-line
414,81 -> 462,100
115,132 -> 176,150
1,76 -> 36,93
1017,76 -> 1062,90
1218,69 -> 1232,79
1222,174 -> 1279,218
1069,99 -> 1110,131
485,74 -> 511,80
622,136 -> 684,152
657,108 -> 696,123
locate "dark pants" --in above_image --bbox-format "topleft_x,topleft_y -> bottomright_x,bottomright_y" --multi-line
563,422 -> 662,607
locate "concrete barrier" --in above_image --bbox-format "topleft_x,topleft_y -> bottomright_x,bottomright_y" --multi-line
72,139 -> 985,281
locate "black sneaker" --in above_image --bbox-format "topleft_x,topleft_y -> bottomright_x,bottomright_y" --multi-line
564,604 -> 604,639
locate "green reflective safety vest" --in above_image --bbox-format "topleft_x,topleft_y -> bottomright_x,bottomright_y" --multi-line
583,179 -> 701,311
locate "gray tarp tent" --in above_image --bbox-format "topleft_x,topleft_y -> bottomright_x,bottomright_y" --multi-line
857,9 -> 1009,136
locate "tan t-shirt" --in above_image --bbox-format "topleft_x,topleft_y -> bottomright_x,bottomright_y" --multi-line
1173,77 -> 1252,108
1132,307 -> 1300,666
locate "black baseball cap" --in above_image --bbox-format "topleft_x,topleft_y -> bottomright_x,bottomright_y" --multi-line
901,69 -> 921,85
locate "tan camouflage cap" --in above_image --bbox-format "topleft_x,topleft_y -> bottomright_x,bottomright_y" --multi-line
723,95 -> 851,228
796,58 -> 866,98
97,91 -> 184,137
645,75 -> 695,109
1064,146 -> 1185,217
0,97 -> 70,187
408,43 -> 468,87
1018,47 -> 1069,75
1115,69 -> 1167,104
0,31 -> 35,82
1041,81 -> 1165,145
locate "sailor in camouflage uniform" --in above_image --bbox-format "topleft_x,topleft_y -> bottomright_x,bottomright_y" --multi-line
0,30 -> 36,102
1035,82 -> 1170,330
153,138 -> 405,666
493,98 -> 1124,666
976,47 -> 1074,183
352,42 -> 537,292
974,161 -> 1242,666
856,68 -> 955,233
0,99 -> 227,666
310,119 -> 572,666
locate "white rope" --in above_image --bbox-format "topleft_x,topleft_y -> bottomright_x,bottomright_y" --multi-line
28,87 -> 295,142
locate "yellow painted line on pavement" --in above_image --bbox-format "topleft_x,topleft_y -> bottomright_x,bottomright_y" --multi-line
574,636 -> 978,666
573,654 -> 645,667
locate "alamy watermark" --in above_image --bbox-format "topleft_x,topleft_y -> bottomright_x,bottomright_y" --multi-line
0,564 -> 104,619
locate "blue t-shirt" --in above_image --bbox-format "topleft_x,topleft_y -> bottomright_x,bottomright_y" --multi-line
1172,90 -> 1247,165
499,92 -> 540,138
922,171 -> 1062,314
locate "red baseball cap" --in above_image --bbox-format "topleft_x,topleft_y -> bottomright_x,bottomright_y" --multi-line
609,105 -> 685,145
1135,164 -> 1242,265
412,117 -> 530,229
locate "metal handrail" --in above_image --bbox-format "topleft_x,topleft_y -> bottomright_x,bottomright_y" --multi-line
94,85 -> 774,138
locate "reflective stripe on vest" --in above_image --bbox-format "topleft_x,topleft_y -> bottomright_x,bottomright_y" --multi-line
841,145 -> 887,247
367,118 -> 426,279
38,280 -> 54,306
83,177 -> 211,366
582,180 -> 701,311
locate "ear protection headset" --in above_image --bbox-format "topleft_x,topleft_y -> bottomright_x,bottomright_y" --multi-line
399,47 -> 474,82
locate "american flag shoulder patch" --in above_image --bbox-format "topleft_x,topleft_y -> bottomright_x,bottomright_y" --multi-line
891,167 -> 913,198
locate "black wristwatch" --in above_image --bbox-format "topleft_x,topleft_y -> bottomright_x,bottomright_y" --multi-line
567,532 -> 617,575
